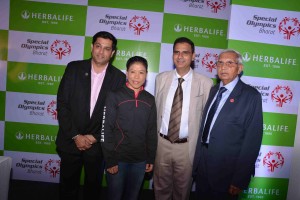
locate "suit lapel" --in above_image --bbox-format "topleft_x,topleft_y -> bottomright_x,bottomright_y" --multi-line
80,59 -> 92,119
212,80 -> 243,129
199,85 -> 219,134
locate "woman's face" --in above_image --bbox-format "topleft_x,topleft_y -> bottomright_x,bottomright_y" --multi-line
126,62 -> 147,93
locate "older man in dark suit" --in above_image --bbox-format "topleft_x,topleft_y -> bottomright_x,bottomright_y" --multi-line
56,31 -> 126,200
193,49 -> 263,200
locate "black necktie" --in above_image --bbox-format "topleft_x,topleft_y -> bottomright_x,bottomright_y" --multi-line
202,87 -> 227,143
168,78 -> 184,142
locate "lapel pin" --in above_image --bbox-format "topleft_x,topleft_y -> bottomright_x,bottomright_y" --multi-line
230,98 -> 234,103
85,72 -> 88,76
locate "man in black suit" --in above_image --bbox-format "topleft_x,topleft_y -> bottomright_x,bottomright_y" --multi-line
56,31 -> 126,200
193,49 -> 263,200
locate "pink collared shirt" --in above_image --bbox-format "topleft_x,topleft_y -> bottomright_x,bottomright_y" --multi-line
90,64 -> 107,117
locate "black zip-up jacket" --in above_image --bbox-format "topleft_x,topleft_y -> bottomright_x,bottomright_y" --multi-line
101,85 -> 157,169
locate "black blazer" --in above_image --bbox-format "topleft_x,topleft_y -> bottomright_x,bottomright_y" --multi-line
193,79 -> 263,191
56,59 -> 126,155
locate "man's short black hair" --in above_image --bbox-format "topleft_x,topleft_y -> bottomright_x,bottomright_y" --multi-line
173,37 -> 195,53
92,31 -> 117,51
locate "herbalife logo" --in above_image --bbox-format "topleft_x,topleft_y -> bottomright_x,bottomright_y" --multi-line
22,10 -> 30,19
263,151 -> 284,172
271,85 -> 293,107
21,10 -> 74,22
129,16 -> 150,35
206,0 -> 227,13
278,17 -> 300,40
241,51 -> 296,66
174,24 -> 182,32
18,72 -> 27,80
45,159 -> 60,178
173,24 -> 224,36
17,71 -> 62,82
16,131 -> 24,140
242,52 -> 251,62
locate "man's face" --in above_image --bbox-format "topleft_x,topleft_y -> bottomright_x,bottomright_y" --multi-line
217,52 -> 243,85
173,42 -> 195,71
91,37 -> 115,66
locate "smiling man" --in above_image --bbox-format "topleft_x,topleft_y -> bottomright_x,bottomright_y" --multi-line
193,49 -> 263,200
56,31 -> 126,200
153,37 -> 213,200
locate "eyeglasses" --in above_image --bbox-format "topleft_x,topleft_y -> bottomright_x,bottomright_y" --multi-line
216,61 -> 238,68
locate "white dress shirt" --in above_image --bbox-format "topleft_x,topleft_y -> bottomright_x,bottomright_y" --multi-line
160,69 -> 193,139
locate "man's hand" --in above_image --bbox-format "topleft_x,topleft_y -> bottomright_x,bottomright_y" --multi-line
228,184 -> 242,196
84,135 -> 97,144
107,165 -> 118,174
145,164 -> 153,172
74,135 -> 93,151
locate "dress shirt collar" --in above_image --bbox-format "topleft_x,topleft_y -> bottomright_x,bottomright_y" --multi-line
220,76 -> 239,93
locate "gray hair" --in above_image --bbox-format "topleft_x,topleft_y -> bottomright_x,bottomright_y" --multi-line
218,49 -> 243,64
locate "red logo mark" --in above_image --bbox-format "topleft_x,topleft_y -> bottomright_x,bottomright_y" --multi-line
206,0 -> 226,13
278,17 -> 300,40
47,100 -> 57,120
44,159 -> 60,178
263,151 -> 284,172
129,16 -> 150,35
271,85 -> 293,107
201,53 -> 218,73
50,40 -> 71,60
230,98 -> 234,103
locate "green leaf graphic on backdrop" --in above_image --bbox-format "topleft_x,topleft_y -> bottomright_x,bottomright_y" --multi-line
0,91 -> 5,120
162,13 -> 228,49
9,1 -> 87,35
88,0 -> 164,12
240,177 -> 288,200
228,40 -> 300,81
4,122 -> 58,154
0,30 -> 8,61
262,112 -> 297,147
7,62 -> 65,95
232,0 -> 300,12
84,37 -> 160,73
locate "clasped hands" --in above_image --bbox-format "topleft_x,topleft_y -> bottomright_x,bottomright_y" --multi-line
74,134 -> 97,151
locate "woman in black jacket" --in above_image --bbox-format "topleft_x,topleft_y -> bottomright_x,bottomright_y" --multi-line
101,56 -> 157,200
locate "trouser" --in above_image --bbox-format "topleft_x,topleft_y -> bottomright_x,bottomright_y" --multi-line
106,161 -> 146,200
58,151 -> 104,200
195,144 -> 239,200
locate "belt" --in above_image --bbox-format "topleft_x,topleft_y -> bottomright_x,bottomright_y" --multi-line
201,143 -> 209,148
159,133 -> 188,144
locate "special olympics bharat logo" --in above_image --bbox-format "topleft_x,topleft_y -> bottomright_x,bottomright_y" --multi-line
263,151 -> 284,172
201,53 -> 218,73
271,85 -> 293,107
50,40 -> 71,60
206,0 -> 226,13
129,16 -> 150,35
44,159 -> 60,178
47,100 -> 57,120
278,17 -> 300,40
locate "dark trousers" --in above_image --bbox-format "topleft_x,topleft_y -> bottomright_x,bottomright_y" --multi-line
58,151 -> 104,200
195,144 -> 239,200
